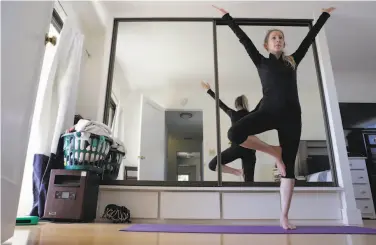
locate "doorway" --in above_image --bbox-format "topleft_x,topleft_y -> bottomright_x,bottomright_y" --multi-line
176,152 -> 201,181
165,110 -> 203,181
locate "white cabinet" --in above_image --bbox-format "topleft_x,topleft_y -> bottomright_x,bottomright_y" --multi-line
349,157 -> 376,219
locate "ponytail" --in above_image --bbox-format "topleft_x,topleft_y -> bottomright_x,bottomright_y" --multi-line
241,95 -> 249,111
282,53 -> 296,70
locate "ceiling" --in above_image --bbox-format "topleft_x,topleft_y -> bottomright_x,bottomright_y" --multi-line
166,110 -> 203,140
100,1 -> 376,84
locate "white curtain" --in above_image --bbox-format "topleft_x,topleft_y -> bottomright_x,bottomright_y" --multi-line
20,17 -> 85,218
34,18 -> 84,155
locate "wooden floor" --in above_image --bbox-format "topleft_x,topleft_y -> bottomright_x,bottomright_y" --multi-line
5,221 -> 376,245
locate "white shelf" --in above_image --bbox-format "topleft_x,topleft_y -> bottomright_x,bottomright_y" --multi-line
99,185 -> 343,192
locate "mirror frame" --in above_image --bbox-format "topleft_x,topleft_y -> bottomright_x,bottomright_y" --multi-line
101,17 -> 338,187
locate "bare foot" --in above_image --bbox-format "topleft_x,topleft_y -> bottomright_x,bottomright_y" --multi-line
280,217 -> 296,230
271,146 -> 286,177
233,168 -> 243,176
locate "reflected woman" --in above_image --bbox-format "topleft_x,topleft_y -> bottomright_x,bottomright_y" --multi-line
212,5 -> 335,229
201,81 -> 257,182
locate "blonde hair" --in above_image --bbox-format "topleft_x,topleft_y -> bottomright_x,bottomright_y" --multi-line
264,29 -> 296,70
235,95 -> 249,111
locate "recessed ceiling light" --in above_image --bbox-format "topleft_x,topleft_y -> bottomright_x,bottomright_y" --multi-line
180,112 -> 193,119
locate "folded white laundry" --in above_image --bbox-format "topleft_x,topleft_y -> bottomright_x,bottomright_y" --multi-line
112,137 -> 127,154
75,119 -> 112,137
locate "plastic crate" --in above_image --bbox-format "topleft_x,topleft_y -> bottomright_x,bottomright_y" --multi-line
102,149 -> 125,180
62,132 -> 111,174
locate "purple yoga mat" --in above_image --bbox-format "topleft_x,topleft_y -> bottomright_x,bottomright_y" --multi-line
120,224 -> 376,234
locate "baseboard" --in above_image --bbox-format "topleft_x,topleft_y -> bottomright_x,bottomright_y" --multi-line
96,218 -> 343,226
341,208 -> 363,226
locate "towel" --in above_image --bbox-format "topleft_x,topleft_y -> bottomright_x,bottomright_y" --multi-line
75,119 -> 112,137
112,137 -> 126,154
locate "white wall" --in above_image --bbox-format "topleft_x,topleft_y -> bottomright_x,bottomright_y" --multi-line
111,60 -> 143,171
334,71 -> 376,103
75,33 -> 106,120
1,1 -> 54,242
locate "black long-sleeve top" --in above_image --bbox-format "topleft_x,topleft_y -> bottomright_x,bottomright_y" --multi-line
207,88 -> 257,148
207,89 -> 250,125
222,12 -> 331,114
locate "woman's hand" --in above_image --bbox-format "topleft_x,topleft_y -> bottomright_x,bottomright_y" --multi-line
201,81 -> 210,90
322,7 -> 336,14
212,5 -> 228,16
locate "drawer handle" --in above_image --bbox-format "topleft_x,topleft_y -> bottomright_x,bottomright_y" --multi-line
361,191 -> 367,194
359,177 -> 364,179
365,206 -> 369,209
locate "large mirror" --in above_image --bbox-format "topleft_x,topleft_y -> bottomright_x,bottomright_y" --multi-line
107,22 -> 218,183
103,19 -> 337,186
215,24 -> 334,184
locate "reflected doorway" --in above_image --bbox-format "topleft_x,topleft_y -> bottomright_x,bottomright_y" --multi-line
166,110 -> 203,181
177,152 -> 202,181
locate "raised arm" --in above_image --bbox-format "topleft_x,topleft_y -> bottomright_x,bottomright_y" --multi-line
292,7 -> 335,66
213,5 -> 263,67
201,81 -> 234,117
207,89 -> 234,117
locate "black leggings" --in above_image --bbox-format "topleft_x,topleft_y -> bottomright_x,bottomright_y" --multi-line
208,145 -> 256,182
227,108 -> 301,179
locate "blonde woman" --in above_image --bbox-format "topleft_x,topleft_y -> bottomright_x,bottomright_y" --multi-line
201,81 -> 257,182
212,5 -> 335,229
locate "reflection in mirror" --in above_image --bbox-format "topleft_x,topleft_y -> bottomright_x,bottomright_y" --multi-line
215,24 -> 334,183
176,151 -> 202,181
167,111 -> 203,181
109,22 -> 217,182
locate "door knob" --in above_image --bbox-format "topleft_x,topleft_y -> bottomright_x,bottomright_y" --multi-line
138,156 -> 145,160
45,34 -> 57,46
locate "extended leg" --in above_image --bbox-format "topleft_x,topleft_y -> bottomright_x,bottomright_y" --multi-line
241,149 -> 256,182
208,147 -> 242,176
227,109 -> 286,176
277,116 -> 302,230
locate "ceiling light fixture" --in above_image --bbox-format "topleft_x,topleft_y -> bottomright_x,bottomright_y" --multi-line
180,112 -> 193,119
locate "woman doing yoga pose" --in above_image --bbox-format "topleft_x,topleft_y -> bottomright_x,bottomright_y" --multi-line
213,5 -> 335,229
201,81 -> 257,182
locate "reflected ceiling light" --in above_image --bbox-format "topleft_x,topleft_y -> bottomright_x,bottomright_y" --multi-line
180,112 -> 193,119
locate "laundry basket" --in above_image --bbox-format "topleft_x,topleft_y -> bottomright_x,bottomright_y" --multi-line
102,149 -> 125,180
62,132 -> 112,174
